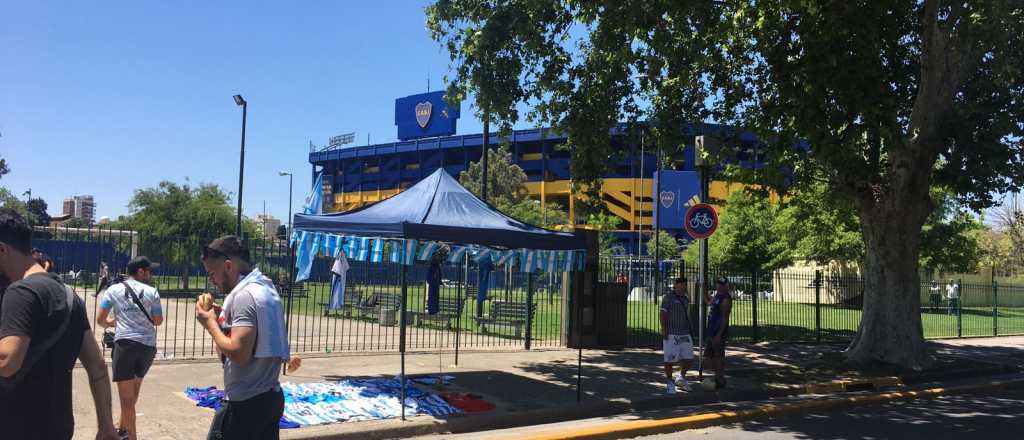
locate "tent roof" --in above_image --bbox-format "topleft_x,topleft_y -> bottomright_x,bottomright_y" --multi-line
293,169 -> 586,250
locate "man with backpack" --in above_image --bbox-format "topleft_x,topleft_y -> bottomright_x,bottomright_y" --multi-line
0,208 -> 118,439
97,256 -> 164,440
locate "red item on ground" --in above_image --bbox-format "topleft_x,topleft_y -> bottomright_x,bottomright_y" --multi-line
440,392 -> 496,412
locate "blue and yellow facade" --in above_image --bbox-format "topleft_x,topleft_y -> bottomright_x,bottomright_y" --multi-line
308,125 -> 764,253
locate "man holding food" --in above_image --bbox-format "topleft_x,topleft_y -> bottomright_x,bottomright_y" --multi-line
196,236 -> 289,440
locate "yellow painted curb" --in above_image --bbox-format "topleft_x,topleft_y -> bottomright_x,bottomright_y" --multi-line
522,378 -> 1024,440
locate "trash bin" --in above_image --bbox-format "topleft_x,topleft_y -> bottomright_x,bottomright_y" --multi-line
379,308 -> 397,326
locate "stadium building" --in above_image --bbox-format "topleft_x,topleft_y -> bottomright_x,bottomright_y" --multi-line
307,91 -> 765,254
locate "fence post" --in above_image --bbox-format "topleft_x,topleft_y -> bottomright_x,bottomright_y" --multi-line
525,272 -> 535,350
993,280 -> 998,337
752,269 -> 759,343
957,278 -> 963,338
814,270 -> 822,342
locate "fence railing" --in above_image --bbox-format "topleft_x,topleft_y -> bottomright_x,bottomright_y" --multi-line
602,256 -> 1024,348
29,226 -> 1024,360
32,226 -> 567,360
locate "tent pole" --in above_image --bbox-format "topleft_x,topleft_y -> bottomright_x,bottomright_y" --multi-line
400,260 -> 408,421
456,252 -> 468,366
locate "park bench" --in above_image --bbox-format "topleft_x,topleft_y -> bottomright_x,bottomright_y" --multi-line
351,292 -> 403,324
277,280 -> 309,298
318,289 -> 365,317
410,296 -> 465,329
473,300 -> 530,338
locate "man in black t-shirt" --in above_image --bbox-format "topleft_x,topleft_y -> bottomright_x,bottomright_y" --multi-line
0,209 -> 118,440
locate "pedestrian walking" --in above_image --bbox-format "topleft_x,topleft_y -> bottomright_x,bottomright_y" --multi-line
704,277 -> 733,390
661,277 -> 694,394
96,256 -> 164,440
97,260 -> 110,297
946,279 -> 960,315
0,208 -> 119,440
929,280 -> 941,310
197,236 -> 289,439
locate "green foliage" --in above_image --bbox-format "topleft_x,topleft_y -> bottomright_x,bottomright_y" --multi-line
647,230 -> 680,260
25,198 -> 50,227
460,148 -> 529,207
585,211 -> 622,255
0,187 -> 28,218
499,199 -> 569,230
919,189 -> 984,273
0,157 -> 8,179
682,190 -> 791,272
64,217 -> 88,228
119,181 -> 257,265
780,181 -> 865,265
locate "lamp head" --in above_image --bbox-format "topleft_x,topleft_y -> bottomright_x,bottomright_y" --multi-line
233,95 -> 246,106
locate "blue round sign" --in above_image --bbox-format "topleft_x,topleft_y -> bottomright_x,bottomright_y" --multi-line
684,203 -> 719,239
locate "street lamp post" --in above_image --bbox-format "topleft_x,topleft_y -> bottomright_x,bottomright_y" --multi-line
278,172 -> 293,238
233,94 -> 247,237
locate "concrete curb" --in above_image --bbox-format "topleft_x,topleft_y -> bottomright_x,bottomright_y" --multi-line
281,361 -> 1021,440
519,377 -> 1024,440
282,374 -> 911,440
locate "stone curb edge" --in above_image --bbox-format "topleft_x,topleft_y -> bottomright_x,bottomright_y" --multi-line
520,377 -> 1024,440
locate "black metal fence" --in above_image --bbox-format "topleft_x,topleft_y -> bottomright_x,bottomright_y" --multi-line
29,226 -> 1024,360
31,226 -> 567,360
602,256 -> 1024,348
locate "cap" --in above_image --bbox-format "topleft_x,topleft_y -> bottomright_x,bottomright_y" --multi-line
203,235 -> 251,263
127,256 -> 160,275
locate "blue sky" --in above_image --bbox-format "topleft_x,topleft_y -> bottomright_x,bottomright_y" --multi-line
0,1 -> 506,223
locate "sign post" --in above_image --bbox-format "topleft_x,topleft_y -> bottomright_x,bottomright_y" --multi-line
685,202 -> 718,380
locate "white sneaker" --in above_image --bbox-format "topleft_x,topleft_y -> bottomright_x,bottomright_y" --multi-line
677,379 -> 693,392
666,381 -> 677,395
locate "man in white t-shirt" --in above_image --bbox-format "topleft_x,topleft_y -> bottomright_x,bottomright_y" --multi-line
946,280 -> 960,315
97,256 -> 163,440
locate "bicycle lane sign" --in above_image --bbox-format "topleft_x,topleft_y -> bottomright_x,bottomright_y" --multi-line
684,203 -> 719,239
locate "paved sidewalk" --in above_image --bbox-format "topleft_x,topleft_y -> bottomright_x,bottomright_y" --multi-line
70,337 -> 1024,439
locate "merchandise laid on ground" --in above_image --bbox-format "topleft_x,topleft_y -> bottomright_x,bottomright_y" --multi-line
184,376 -> 479,428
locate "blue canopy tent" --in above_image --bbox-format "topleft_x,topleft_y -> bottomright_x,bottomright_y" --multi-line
293,168 -> 585,250
292,169 -> 587,419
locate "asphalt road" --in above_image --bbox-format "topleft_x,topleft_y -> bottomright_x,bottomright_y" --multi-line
628,387 -> 1024,439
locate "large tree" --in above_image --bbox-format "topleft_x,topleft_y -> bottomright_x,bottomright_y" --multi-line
460,147 -> 571,229
428,1 -> 1024,368
26,198 -> 51,227
120,181 -> 257,268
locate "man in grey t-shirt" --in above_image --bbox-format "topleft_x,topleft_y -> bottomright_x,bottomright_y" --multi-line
197,236 -> 288,440
660,277 -> 694,394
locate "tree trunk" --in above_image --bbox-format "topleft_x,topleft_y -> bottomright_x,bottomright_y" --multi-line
846,198 -> 932,370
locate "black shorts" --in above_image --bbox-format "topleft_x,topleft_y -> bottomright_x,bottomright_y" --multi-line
208,388 -> 284,440
112,339 -> 157,382
704,331 -> 728,358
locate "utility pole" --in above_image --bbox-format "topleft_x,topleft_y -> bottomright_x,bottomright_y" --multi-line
481,111 -> 490,203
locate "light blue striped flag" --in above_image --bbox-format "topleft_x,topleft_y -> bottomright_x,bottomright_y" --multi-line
472,248 -> 492,263
370,238 -> 385,263
417,242 -> 440,261
356,237 -> 371,261
546,250 -> 557,273
563,250 -> 575,272
294,173 -> 324,281
403,239 -> 418,265
323,235 -> 339,258
447,246 -> 468,263
496,249 -> 516,267
389,239 -> 403,263
519,249 -> 535,273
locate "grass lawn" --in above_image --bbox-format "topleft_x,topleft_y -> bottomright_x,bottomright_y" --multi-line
281,282 -> 567,341
623,299 -> 1024,345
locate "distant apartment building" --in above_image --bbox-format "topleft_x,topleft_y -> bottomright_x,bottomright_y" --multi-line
254,214 -> 282,241
63,195 -> 96,224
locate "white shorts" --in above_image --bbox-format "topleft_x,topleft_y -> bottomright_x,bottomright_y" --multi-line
663,334 -> 695,363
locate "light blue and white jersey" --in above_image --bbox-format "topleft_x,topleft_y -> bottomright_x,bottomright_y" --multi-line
99,279 -> 162,346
